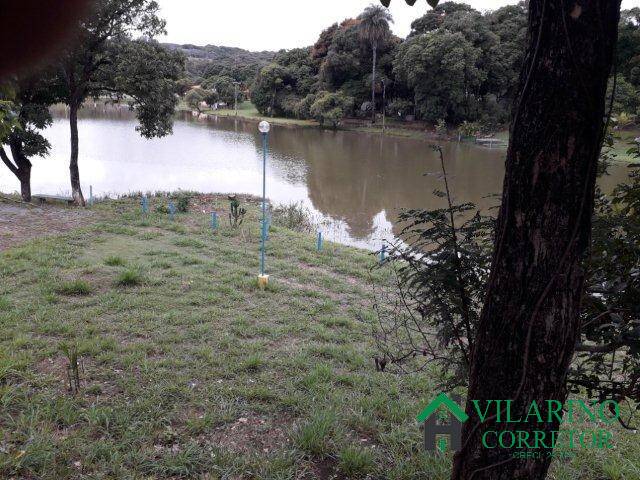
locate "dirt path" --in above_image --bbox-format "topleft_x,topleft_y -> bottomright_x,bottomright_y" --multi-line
0,201 -> 95,251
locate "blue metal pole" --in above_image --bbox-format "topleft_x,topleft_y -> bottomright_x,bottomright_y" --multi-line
380,244 -> 387,264
317,231 -> 323,251
211,212 -> 218,230
260,133 -> 268,276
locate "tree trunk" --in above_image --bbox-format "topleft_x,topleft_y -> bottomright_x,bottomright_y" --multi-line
69,99 -> 85,206
371,43 -> 377,124
1,142 -> 32,202
452,1 -> 621,479
17,163 -> 31,202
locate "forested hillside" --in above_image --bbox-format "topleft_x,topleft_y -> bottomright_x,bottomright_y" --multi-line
163,43 -> 275,83
174,2 -> 640,131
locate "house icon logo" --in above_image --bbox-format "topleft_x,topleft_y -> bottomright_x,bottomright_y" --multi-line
417,393 -> 468,453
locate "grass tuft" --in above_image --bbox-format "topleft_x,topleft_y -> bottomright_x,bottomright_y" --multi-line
338,446 -> 375,478
104,255 -> 126,267
115,269 -> 143,287
293,410 -> 338,455
54,279 -> 93,296
0,296 -> 11,310
239,354 -> 263,372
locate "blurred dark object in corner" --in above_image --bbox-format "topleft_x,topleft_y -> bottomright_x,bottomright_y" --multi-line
0,0 -> 93,78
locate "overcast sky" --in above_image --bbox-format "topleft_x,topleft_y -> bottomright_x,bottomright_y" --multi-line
157,0 -> 637,51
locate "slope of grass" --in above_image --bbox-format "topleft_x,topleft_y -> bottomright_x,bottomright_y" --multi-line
0,195 -> 638,479
180,101 -> 319,128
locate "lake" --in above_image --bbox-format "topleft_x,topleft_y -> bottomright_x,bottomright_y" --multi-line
0,105 -> 630,249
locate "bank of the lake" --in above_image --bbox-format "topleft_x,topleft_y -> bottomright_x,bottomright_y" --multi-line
185,102 -> 640,162
1,195 -> 639,479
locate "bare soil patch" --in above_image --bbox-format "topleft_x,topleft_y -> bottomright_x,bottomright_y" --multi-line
0,201 -> 95,251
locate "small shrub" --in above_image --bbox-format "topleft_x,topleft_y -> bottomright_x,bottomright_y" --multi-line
272,203 -> 312,233
116,269 -> 143,287
175,194 -> 191,213
59,342 -> 81,394
338,446 -> 375,478
228,196 -> 246,228
55,279 -> 93,296
435,118 -> 447,135
104,256 -> 126,267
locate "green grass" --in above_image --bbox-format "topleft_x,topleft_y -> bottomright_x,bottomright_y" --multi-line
115,268 -> 143,287
0,194 -> 638,479
53,279 -> 94,296
180,100 -> 319,127
104,255 -> 126,267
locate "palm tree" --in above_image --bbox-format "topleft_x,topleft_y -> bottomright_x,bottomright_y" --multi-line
358,5 -> 393,124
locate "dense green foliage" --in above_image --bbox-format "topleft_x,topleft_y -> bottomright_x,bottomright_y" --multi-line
247,2 -> 529,126
243,2 -> 639,129
201,76 -> 243,107
309,91 -> 354,128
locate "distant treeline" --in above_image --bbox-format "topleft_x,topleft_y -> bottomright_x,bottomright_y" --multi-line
176,3 -> 640,130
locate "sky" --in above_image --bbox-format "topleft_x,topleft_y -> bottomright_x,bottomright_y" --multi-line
157,0 -> 638,52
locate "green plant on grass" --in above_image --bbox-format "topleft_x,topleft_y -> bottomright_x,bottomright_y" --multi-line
54,279 -> 94,296
239,354 -> 263,372
293,410 -> 338,455
338,445 -> 375,478
228,195 -> 246,228
173,238 -> 205,249
104,255 -> 126,267
115,269 -> 143,287
60,342 -> 82,394
0,296 -> 11,310
272,202 -> 312,233
175,194 -> 191,213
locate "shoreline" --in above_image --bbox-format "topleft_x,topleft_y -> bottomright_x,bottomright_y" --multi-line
180,105 -> 640,161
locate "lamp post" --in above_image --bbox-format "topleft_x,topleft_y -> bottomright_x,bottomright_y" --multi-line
258,120 -> 271,288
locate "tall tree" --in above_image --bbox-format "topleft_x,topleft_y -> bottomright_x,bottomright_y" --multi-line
383,0 -> 622,478
358,5 -> 393,123
393,30 -> 483,123
0,75 -> 58,202
454,0 -> 622,478
55,0 -> 183,205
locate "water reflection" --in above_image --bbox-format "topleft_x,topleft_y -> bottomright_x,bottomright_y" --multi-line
0,105 -> 629,249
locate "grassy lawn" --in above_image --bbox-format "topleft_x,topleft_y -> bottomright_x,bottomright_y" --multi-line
1,195 -> 638,479
181,101 -> 319,128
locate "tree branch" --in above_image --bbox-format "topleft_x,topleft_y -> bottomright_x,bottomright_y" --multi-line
0,146 -> 18,175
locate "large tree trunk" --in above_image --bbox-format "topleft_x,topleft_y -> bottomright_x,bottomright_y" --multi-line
371,43 -> 377,124
69,99 -> 85,206
452,1 -> 621,479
